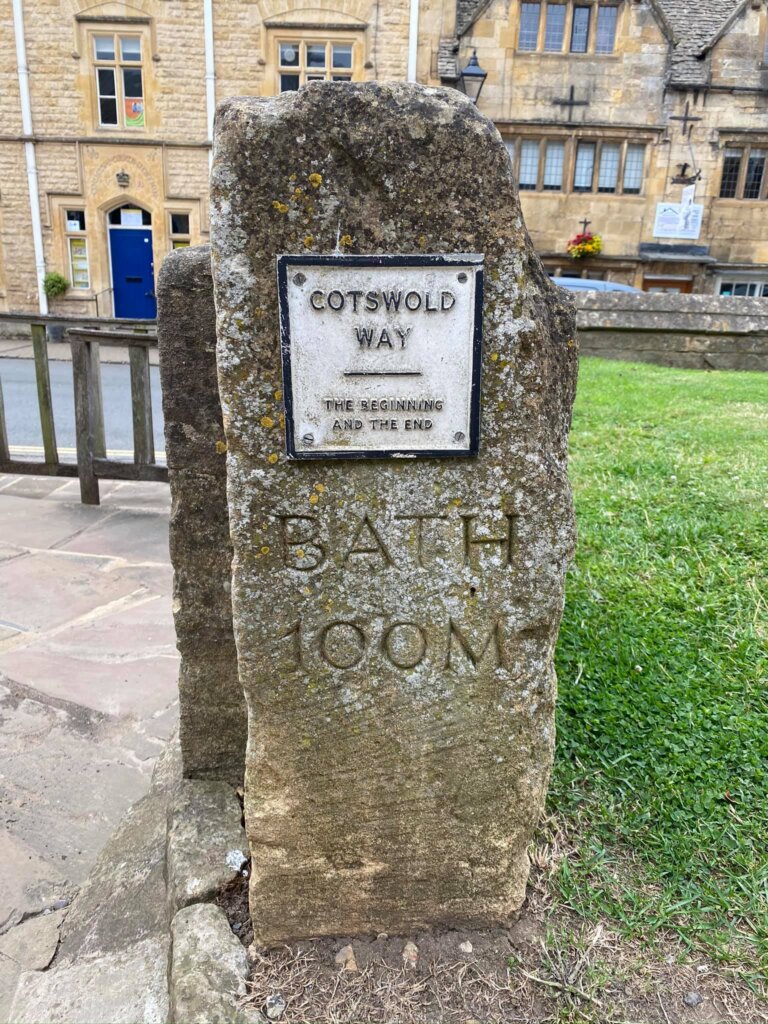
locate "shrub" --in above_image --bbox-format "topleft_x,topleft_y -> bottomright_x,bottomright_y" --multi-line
43,271 -> 70,298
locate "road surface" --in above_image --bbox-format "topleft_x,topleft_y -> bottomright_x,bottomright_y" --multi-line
0,357 -> 165,461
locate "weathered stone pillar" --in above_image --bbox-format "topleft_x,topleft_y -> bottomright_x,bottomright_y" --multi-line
211,83 -> 577,943
157,245 -> 246,786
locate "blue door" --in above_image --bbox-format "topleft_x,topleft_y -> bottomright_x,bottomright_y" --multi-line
109,228 -> 157,319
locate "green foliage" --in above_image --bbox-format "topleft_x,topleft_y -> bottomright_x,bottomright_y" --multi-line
43,271 -> 69,298
552,358 -> 768,978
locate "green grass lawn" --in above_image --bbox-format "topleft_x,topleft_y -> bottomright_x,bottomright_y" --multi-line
551,357 -> 768,981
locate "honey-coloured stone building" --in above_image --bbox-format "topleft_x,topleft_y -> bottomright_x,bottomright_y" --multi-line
1,0 -> 767,315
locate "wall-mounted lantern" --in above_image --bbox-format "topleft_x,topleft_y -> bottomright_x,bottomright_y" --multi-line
458,50 -> 487,106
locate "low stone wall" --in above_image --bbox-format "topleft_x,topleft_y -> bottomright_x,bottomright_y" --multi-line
572,293 -> 768,371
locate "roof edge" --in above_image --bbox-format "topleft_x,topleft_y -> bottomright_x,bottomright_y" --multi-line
456,0 -> 495,37
701,0 -> 750,55
646,0 -> 676,44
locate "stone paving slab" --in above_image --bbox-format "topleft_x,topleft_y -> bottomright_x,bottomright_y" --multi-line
0,550 -> 143,634
0,908 -> 65,1018
56,508 -> 171,564
11,936 -> 170,1024
0,492 -> 108,550
0,596 -> 178,717
0,830 -> 69,933
1,478 -> 122,503
0,474 -> 178,1013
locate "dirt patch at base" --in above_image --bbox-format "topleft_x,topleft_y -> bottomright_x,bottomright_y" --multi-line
218,866 -> 765,1024
215,872 -> 254,950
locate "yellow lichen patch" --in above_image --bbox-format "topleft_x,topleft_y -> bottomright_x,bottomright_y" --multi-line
452,498 -> 463,507
498,401 -> 506,412
303,235 -> 314,249
295,548 -> 306,559
418,235 -> 427,249
490,352 -> 499,362
339,234 -> 354,248
314,483 -> 325,493
302,586 -> 311,596
260,545 -> 270,555
289,173 -> 297,182
309,493 -> 319,505
272,200 -> 289,214
260,415 -> 275,429
293,188 -> 305,200
215,440 -> 227,455
308,172 -> 323,188
274,389 -> 282,402
267,453 -> 279,464
279,414 -> 285,429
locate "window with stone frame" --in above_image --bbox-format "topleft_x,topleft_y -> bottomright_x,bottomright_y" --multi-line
718,277 -> 768,297
169,212 -> 191,250
518,3 -> 542,49
543,141 -> 566,189
92,32 -> 145,129
544,3 -> 566,49
277,39 -> 356,92
719,145 -> 767,200
64,209 -> 90,290
517,0 -> 620,54
518,139 -> 540,189
570,6 -> 591,52
506,136 -> 646,194
595,3 -> 618,52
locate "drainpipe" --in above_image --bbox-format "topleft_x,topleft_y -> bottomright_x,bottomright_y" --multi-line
407,0 -> 419,83
12,0 -> 47,314
203,0 -> 216,166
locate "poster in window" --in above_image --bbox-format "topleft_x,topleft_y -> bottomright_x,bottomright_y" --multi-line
653,202 -> 703,240
69,238 -> 89,289
124,98 -> 144,128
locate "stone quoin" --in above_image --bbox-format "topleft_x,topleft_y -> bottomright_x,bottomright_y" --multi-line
210,81 -> 578,944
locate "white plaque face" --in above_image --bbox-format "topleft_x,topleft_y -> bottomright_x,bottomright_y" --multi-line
277,254 -> 483,459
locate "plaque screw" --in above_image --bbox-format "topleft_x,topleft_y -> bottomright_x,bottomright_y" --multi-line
454,431 -> 466,442
293,273 -> 306,286
302,433 -> 315,446
457,272 -> 468,283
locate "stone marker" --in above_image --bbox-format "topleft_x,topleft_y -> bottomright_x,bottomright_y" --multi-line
211,82 -> 577,943
157,245 -> 246,786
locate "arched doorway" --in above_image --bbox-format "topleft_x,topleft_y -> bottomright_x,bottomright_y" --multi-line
108,204 -> 156,319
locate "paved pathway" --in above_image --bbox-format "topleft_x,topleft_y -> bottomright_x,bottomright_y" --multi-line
0,474 -> 178,1016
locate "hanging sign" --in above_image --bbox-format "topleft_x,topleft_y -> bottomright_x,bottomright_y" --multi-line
653,202 -> 703,240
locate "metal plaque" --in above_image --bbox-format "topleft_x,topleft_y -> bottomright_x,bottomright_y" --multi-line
277,254 -> 483,460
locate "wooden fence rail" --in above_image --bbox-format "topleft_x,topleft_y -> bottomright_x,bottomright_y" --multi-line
0,320 -> 167,505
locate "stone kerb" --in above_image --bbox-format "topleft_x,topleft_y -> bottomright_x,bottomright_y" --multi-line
157,244 -> 246,786
211,82 -> 578,944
